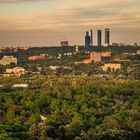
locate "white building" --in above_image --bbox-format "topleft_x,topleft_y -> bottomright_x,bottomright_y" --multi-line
0,56 -> 17,65
12,84 -> 28,88
49,66 -> 60,70
102,63 -> 121,71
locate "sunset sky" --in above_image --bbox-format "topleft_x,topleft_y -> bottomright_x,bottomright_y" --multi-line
0,0 -> 140,46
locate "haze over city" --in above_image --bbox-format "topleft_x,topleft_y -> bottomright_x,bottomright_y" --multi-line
0,0 -> 140,46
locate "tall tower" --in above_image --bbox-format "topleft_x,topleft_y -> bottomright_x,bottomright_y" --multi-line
85,31 -> 91,47
90,30 -> 93,46
97,30 -> 102,48
105,28 -> 110,46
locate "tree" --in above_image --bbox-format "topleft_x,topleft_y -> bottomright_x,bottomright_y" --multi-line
102,116 -> 120,130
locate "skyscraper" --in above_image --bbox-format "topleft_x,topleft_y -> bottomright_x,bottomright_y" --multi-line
90,30 -> 93,46
85,31 -> 91,47
105,28 -> 110,46
97,30 -> 102,47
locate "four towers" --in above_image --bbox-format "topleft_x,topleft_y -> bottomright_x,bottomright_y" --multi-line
85,28 -> 110,47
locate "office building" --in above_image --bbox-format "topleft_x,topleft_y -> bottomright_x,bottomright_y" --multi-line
97,30 -> 102,48
90,30 -> 93,46
105,28 -> 110,46
85,31 -> 91,47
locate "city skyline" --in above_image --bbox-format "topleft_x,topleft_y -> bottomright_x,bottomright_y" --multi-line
0,0 -> 140,46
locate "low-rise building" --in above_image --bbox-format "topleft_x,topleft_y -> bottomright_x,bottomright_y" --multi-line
90,52 -> 102,62
0,56 -> 17,65
74,61 -> 83,65
136,50 -> 140,55
83,59 -> 92,64
61,41 -> 69,47
12,84 -> 28,88
5,67 -> 25,76
75,46 -> 79,53
64,52 -> 73,56
0,85 -> 4,88
102,63 -> 121,71
112,43 -> 119,46
90,51 -> 111,62
76,51 -> 111,65
49,66 -> 60,70
101,51 -> 111,57
28,54 -> 48,60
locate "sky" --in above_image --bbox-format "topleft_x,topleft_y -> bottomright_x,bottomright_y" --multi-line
0,0 -> 140,46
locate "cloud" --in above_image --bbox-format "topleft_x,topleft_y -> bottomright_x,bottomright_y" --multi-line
0,0 -> 139,46
0,0 -> 45,3
0,0 -> 140,31
0,0 -> 58,4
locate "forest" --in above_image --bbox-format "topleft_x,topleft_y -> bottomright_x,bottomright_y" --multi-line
0,76 -> 140,140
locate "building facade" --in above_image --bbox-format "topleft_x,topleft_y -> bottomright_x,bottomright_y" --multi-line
97,30 -> 102,48
105,28 -> 110,46
85,31 -> 91,47
90,30 -> 93,46
90,52 -> 102,62
102,63 -> 121,71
